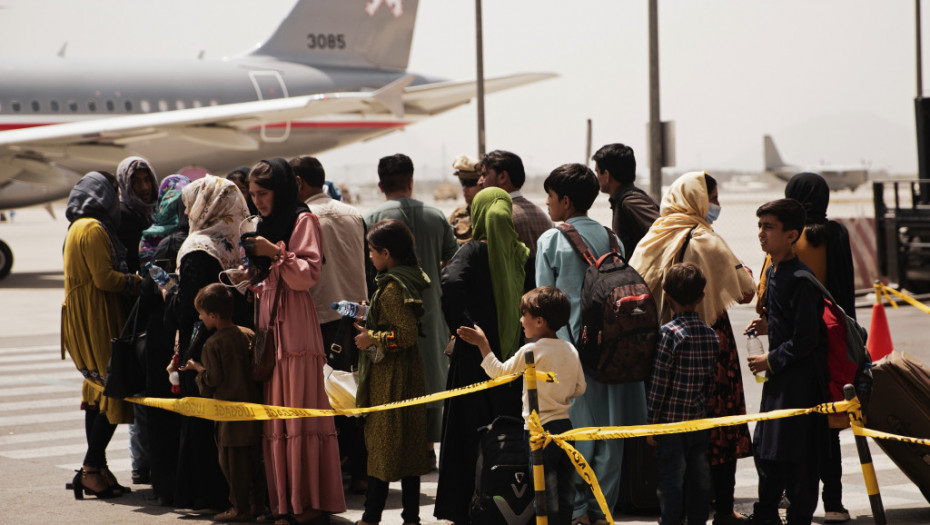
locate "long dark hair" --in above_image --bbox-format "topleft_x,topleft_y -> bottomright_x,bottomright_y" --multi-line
366,219 -> 418,266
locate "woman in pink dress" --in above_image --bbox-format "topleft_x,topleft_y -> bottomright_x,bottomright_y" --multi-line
246,158 -> 346,525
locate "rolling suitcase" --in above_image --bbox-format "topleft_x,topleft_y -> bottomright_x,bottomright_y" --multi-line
864,351 -> 930,503
615,436 -> 660,515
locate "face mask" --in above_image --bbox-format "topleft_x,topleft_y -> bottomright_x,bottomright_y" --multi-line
705,203 -> 722,224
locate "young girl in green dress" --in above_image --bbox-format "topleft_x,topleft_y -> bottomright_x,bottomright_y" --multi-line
353,219 -> 431,525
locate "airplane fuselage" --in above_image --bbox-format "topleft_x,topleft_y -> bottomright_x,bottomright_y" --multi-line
768,167 -> 869,191
0,55 -> 437,181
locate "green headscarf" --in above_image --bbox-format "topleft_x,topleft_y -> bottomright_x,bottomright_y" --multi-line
470,187 -> 529,360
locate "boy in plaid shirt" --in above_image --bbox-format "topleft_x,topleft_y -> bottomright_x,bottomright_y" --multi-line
646,262 -> 719,525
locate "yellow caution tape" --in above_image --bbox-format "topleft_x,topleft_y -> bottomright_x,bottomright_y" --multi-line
876,283 -> 930,315
86,370 -> 558,421
851,425 -> 930,447
527,399 -> 857,525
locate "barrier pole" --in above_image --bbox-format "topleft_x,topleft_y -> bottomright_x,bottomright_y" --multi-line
844,384 -> 887,525
525,351 -> 548,525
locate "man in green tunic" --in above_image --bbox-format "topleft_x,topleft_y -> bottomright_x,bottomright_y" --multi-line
364,154 -> 459,457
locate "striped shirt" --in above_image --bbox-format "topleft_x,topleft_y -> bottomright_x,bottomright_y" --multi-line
646,311 -> 719,424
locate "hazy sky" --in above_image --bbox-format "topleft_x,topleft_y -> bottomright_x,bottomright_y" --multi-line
0,0 -> 923,179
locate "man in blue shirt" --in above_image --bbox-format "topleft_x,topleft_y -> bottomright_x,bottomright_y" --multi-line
535,163 -> 648,524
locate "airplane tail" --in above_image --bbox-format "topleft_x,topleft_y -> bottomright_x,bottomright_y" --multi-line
763,135 -> 787,170
250,0 -> 419,71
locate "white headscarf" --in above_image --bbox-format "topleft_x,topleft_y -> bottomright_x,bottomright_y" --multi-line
176,175 -> 252,272
629,171 -> 755,324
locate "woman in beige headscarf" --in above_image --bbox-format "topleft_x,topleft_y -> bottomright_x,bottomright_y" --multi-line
629,171 -> 755,525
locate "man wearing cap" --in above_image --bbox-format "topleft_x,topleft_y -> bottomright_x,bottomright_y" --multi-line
448,154 -> 481,244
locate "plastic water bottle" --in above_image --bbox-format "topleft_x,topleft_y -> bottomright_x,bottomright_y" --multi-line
169,352 -> 181,394
746,329 -> 768,383
331,300 -> 368,320
145,261 -> 178,294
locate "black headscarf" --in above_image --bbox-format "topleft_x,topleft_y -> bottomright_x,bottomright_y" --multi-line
784,172 -> 856,319
65,171 -> 128,272
785,172 -> 829,224
255,158 -> 310,247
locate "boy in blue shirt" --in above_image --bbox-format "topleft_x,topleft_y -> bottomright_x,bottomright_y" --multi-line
534,163 -> 647,524
646,263 -> 719,525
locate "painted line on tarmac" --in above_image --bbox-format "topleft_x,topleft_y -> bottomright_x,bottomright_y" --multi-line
0,384 -> 74,398
0,371 -> 82,383
0,396 -> 80,412
0,345 -> 59,355
0,361 -> 80,372
0,353 -> 61,364
0,409 -> 83,427
0,438 -> 129,459
0,426 -> 128,447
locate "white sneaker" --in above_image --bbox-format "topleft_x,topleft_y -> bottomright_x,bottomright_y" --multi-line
824,508 -> 851,523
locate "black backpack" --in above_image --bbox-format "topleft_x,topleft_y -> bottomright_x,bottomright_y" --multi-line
558,223 -> 659,384
469,416 -> 535,525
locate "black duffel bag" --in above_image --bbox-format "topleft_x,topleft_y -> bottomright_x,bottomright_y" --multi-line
103,298 -> 146,399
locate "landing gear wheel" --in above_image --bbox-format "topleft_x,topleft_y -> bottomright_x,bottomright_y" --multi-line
0,240 -> 13,280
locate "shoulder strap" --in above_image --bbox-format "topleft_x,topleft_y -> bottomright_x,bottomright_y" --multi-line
676,225 -> 698,263
557,223 -> 596,266
119,297 -> 143,339
792,269 -> 849,317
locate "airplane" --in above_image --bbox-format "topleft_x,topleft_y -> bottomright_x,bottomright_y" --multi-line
763,135 -> 869,192
0,0 -> 554,279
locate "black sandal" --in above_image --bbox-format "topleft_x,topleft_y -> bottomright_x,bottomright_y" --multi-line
69,469 -> 120,500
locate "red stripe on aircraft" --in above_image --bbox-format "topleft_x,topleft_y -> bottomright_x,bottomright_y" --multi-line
0,121 -> 409,131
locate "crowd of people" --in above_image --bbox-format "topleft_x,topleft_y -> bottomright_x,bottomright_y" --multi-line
59,142 -> 856,525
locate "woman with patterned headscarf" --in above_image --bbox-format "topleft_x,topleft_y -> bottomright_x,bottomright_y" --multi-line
165,174 -> 252,511
630,171 -> 756,525
116,156 -> 158,274
245,158 -> 346,525
138,174 -> 190,265
435,186 -> 528,524
62,171 -> 142,499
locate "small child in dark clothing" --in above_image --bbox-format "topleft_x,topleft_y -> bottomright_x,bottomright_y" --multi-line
646,263 -> 719,525
183,283 -> 263,522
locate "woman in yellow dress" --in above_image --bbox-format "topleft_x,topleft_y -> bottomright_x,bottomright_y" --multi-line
61,171 -> 142,499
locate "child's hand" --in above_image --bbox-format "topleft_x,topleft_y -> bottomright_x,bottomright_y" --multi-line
646,435 -> 657,447
354,322 -> 373,350
747,353 -> 769,375
744,314 -> 768,336
180,359 -> 204,373
457,324 -> 491,357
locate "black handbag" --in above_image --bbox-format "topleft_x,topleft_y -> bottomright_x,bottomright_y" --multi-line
103,298 -> 147,399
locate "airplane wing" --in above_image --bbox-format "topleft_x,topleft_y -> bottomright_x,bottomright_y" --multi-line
0,72 -> 555,185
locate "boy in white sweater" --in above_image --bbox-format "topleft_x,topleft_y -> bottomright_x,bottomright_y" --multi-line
458,286 -> 587,525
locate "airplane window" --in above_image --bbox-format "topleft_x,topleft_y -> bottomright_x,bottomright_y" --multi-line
124,100 -> 133,111
31,100 -> 40,112
51,100 -> 60,112
11,101 -> 21,112
88,100 -> 97,112
140,100 -> 151,113
106,100 -> 115,112
158,100 -> 168,112
68,101 -> 78,112
192,100 -> 202,108
175,100 -> 185,110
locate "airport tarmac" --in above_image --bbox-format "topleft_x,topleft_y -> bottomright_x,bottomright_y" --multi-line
1,188 -> 928,525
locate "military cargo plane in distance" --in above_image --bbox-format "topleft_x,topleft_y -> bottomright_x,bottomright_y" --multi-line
0,0 -> 555,278
764,134 -> 869,192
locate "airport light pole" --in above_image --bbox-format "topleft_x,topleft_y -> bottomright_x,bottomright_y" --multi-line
475,0 -> 487,157
648,0 -> 662,202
